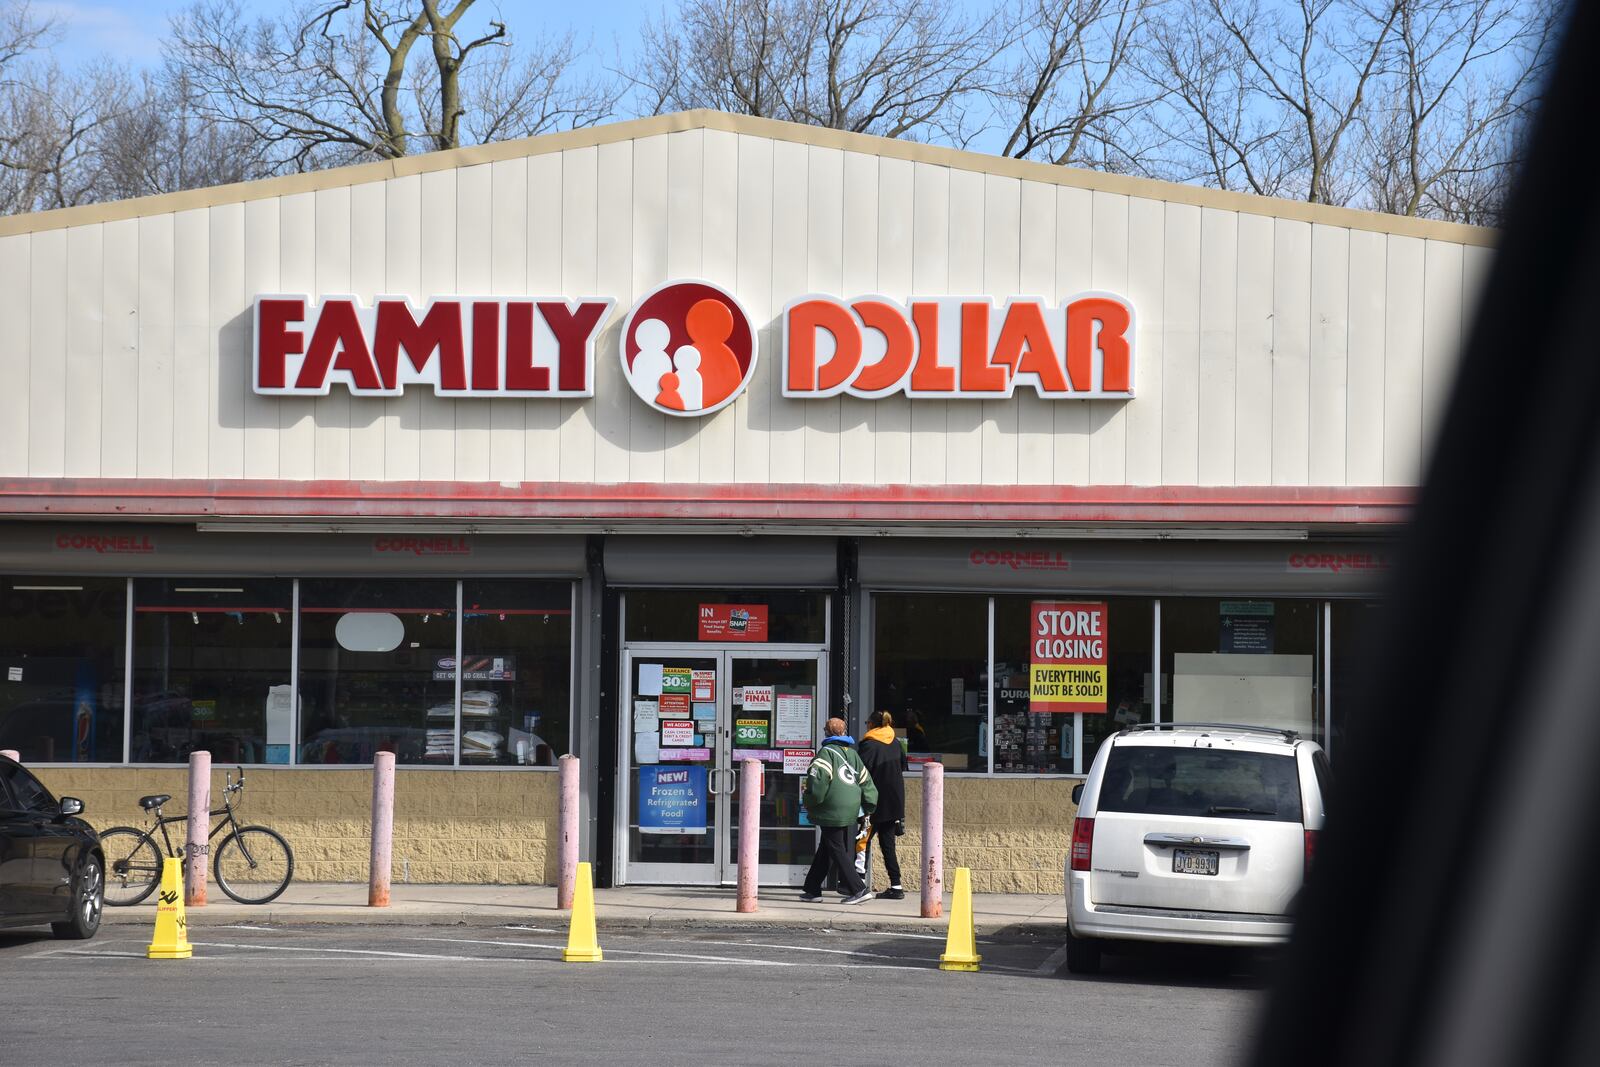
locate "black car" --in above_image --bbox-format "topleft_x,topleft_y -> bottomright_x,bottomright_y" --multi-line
0,755 -> 103,939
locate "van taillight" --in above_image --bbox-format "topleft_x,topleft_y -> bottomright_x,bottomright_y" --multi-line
1304,829 -> 1319,879
1071,818 -> 1094,872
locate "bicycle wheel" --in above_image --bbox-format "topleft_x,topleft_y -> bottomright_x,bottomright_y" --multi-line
213,825 -> 294,904
99,826 -> 162,906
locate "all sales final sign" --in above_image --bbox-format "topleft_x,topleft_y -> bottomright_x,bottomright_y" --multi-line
253,281 -> 1134,409
1030,601 -> 1109,714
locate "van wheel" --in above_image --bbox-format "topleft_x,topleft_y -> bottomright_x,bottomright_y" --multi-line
1065,931 -> 1102,974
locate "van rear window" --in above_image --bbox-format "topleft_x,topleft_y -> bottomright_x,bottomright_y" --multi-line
1097,746 -> 1303,823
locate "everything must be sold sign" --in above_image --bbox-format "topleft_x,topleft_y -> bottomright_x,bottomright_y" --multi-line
1029,601 -> 1109,714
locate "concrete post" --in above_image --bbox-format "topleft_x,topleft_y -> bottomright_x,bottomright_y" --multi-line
185,751 -> 210,907
0,750 -> 18,762
369,751 -> 395,907
557,754 -> 580,910
921,761 -> 944,919
738,758 -> 761,913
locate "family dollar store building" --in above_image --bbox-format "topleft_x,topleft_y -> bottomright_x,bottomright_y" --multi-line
0,111 -> 1489,894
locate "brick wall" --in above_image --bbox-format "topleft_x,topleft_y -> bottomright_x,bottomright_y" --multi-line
874,777 -> 1080,895
32,767 -> 560,885
30,766 -> 1076,893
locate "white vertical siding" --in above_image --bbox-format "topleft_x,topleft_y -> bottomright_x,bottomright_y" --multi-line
1161,203 -> 1201,486
1196,208 -> 1237,486
0,127 -> 1486,491
0,235 -> 29,476
28,228 -> 67,477
172,209 -> 210,480
64,224 -> 104,478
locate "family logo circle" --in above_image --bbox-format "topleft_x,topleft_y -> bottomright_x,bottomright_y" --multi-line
620,280 -> 758,417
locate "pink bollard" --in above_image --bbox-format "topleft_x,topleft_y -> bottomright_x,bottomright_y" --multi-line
185,751 -> 210,907
557,754 -> 580,910
921,761 -> 944,919
369,751 -> 395,907
0,750 -> 18,762
737,758 -> 761,913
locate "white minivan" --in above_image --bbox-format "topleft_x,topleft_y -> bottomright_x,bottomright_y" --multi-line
1064,722 -> 1330,973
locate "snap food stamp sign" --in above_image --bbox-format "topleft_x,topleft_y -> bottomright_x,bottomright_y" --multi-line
1030,601 -> 1109,713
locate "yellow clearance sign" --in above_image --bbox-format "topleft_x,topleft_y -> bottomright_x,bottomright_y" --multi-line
1029,601 -> 1108,714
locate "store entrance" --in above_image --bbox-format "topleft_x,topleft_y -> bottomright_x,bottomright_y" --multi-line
617,648 -> 825,886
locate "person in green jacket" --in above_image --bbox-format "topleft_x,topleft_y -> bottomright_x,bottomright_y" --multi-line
800,717 -> 879,905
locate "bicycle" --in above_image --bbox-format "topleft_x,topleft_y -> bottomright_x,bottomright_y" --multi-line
100,766 -> 296,906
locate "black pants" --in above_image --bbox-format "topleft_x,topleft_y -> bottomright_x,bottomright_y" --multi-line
869,817 -> 902,886
804,824 -> 864,896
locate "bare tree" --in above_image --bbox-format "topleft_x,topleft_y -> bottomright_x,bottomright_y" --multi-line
1357,0 -> 1559,222
992,0 -> 1160,169
632,0 -> 1001,139
167,0 -> 618,171
1141,0 -> 1403,204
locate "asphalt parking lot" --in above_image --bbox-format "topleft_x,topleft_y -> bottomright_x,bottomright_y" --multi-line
0,923 -> 1267,1065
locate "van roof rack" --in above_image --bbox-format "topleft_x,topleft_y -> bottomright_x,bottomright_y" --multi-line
1124,722 -> 1301,743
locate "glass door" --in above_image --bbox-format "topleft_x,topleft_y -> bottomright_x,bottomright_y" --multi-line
621,649 -> 723,885
618,648 -> 826,886
724,653 -> 825,886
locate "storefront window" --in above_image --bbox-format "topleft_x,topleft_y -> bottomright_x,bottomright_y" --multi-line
1330,600 -> 1384,760
459,581 -> 572,766
624,590 -> 827,645
131,579 -> 294,764
993,596 -> 1153,774
871,594 -> 987,772
1160,598 -> 1323,743
297,579 -> 457,765
0,577 -> 127,763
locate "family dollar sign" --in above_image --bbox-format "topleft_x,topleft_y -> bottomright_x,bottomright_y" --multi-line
1030,602 -> 1109,713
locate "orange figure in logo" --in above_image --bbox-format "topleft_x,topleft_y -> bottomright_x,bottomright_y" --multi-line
656,371 -> 686,411
685,299 -> 744,408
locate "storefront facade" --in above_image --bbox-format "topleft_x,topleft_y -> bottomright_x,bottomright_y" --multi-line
0,111 -> 1488,891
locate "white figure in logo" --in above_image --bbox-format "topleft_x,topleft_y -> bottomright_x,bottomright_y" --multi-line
630,318 -> 673,401
672,345 -> 704,411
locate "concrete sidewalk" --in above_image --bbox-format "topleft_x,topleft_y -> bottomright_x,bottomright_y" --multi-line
100,883 -> 1067,937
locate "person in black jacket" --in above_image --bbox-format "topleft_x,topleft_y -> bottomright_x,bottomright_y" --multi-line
856,710 -> 908,900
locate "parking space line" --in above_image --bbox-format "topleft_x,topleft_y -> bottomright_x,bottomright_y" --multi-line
1035,946 -> 1069,975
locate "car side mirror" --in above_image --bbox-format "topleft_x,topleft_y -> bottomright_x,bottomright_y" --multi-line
58,796 -> 84,817
1071,784 -> 1084,805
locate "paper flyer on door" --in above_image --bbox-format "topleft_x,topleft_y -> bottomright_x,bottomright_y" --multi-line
637,765 -> 707,834
774,693 -> 812,746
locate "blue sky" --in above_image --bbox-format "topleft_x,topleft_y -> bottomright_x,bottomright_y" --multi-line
41,0 -> 657,71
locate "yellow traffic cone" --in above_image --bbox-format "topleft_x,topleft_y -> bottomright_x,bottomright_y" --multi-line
147,856 -> 193,960
939,866 -> 981,972
561,861 -> 603,963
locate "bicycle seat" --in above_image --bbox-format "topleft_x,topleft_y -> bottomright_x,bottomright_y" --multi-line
138,794 -> 171,810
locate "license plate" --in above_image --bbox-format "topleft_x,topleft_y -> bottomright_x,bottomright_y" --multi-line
1173,848 -> 1219,876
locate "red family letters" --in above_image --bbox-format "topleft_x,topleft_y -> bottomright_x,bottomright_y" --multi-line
781,294 -> 1135,399
254,295 -> 614,397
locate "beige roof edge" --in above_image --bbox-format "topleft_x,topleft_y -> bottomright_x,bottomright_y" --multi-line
0,109 -> 1495,247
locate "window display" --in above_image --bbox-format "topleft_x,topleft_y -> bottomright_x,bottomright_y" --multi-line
1161,598 -> 1324,744
993,597 -> 1153,774
297,579 -> 458,765
0,577 -> 127,763
458,581 -> 572,766
131,579 -> 294,764
871,594 -> 987,771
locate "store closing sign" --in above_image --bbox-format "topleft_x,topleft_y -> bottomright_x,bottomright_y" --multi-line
1030,601 -> 1109,713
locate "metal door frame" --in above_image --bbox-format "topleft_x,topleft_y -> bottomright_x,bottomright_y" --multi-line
614,644 -> 828,887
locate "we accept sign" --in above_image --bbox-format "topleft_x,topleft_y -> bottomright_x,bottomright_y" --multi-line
253,281 -> 1135,410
